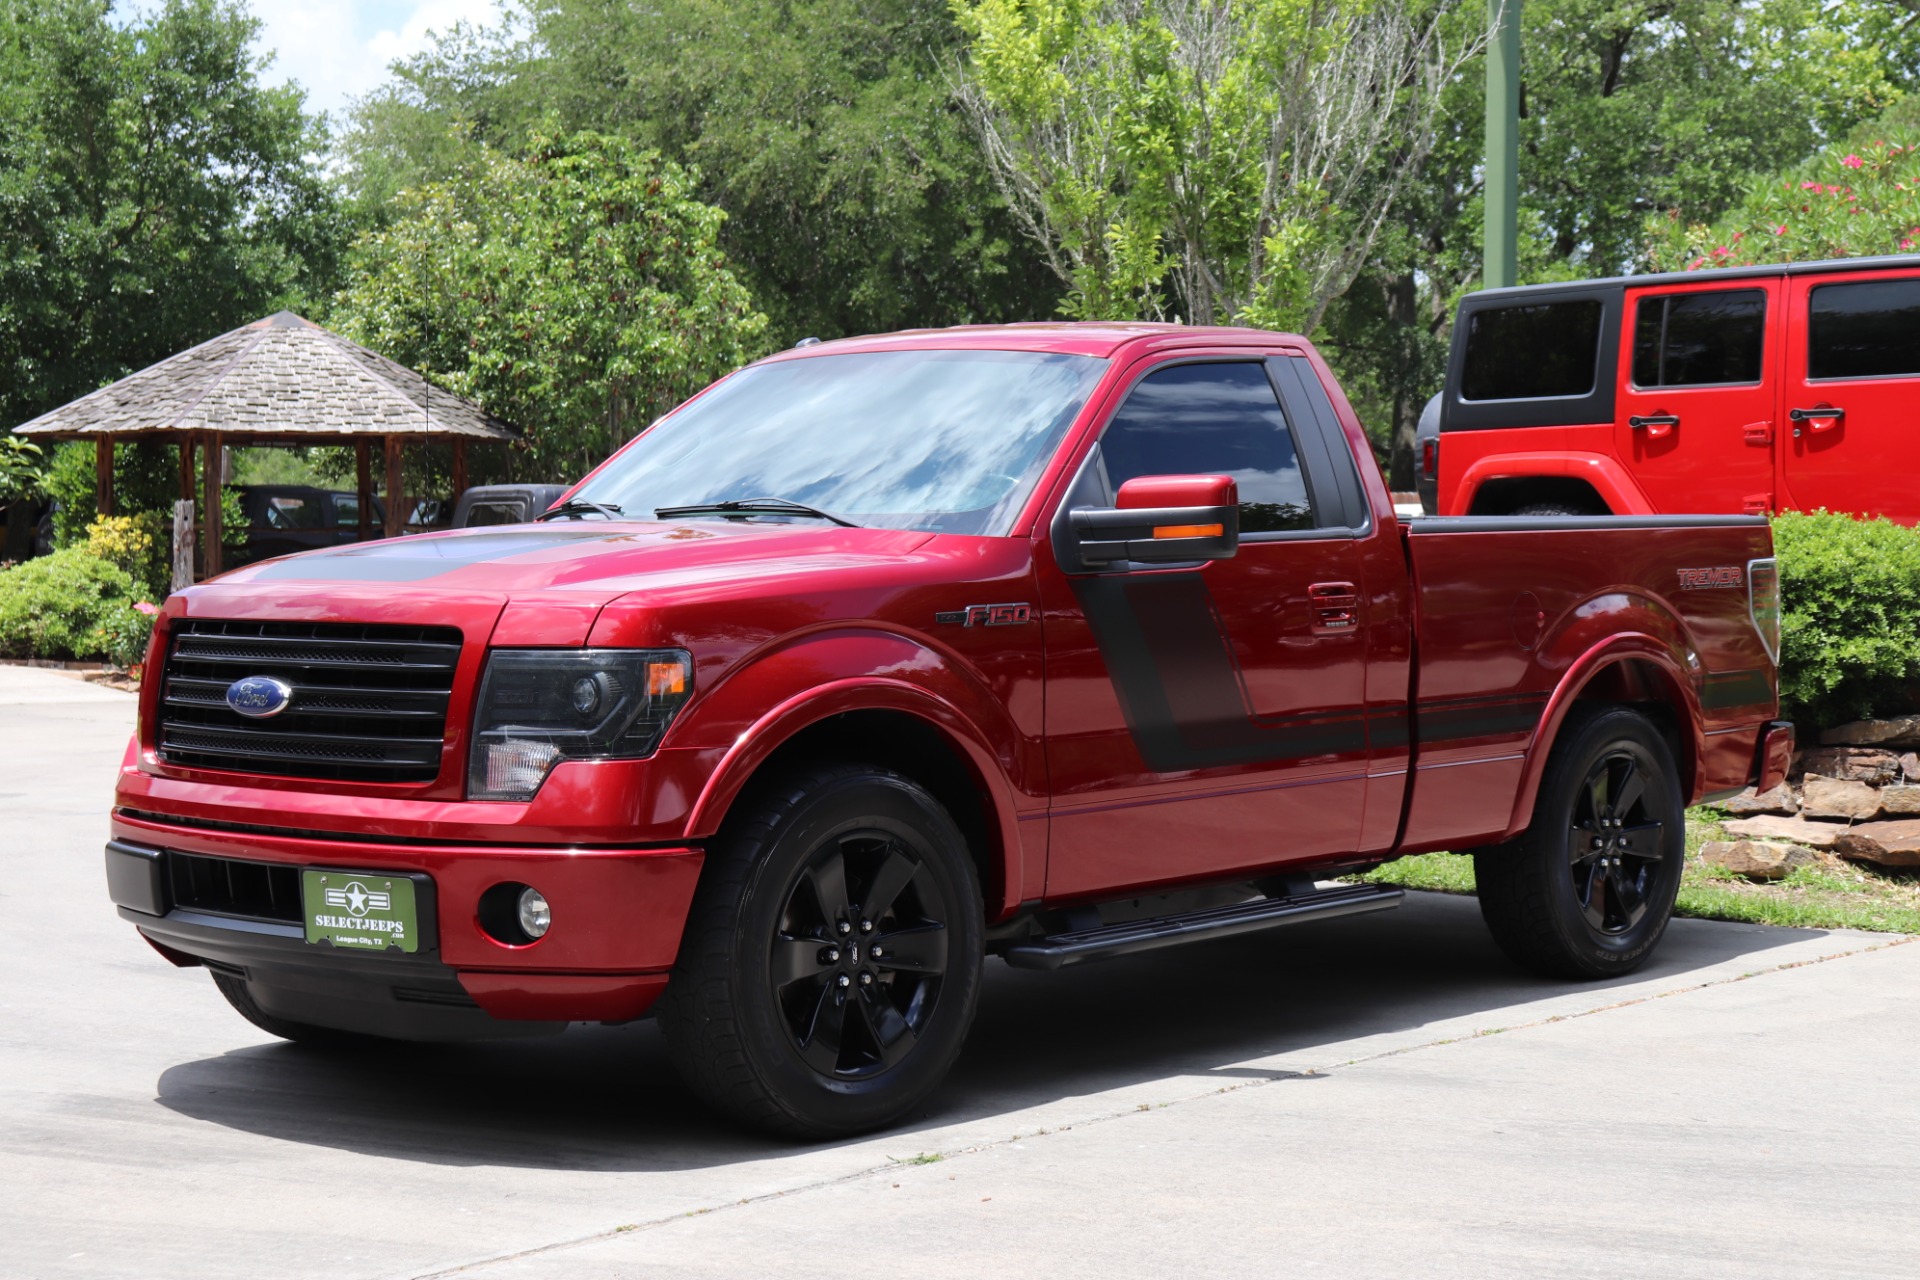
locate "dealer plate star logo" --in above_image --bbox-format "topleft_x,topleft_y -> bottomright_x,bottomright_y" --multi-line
324,880 -> 391,918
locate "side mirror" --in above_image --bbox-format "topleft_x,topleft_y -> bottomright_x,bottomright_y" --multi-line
1070,474 -> 1240,566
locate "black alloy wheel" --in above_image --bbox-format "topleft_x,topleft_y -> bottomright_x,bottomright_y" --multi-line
771,829 -> 951,1079
1475,705 -> 1685,979
1566,749 -> 1668,935
660,764 -> 984,1138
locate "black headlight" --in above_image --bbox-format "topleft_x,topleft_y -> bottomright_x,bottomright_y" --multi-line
468,648 -> 693,801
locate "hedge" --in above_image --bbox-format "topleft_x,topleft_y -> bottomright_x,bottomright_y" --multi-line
1774,511 -> 1920,729
0,547 -> 150,665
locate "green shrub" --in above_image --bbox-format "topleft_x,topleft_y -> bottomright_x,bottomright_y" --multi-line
85,513 -> 170,601
85,599 -> 158,668
0,547 -> 138,660
1774,511 -> 1920,727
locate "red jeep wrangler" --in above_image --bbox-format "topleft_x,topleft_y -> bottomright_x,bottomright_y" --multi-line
1426,254 -> 1920,521
105,324 -> 1789,1136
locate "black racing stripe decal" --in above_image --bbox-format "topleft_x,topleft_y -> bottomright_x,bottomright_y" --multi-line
249,528 -> 622,582
1072,574 -> 1369,771
1415,693 -> 1549,745
1702,669 -> 1773,710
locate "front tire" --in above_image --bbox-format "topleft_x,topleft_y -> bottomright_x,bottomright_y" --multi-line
1475,706 -> 1685,980
658,764 -> 984,1139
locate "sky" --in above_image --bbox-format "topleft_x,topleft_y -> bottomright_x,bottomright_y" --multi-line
124,0 -> 508,123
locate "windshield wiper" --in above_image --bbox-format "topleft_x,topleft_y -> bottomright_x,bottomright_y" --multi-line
653,497 -> 862,528
535,499 -> 625,521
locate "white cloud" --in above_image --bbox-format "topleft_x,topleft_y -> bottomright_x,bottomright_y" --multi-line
245,0 -> 506,123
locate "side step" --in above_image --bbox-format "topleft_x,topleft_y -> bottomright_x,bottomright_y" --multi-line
1001,883 -> 1404,971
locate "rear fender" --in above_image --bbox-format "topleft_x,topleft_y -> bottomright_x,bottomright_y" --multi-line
1456,451 -> 1652,516
677,630 -> 1029,918
1502,631 -> 1706,841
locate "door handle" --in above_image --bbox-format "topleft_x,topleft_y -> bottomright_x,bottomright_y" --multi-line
1628,413 -> 1680,439
1743,421 -> 1773,445
1789,404 -> 1844,436
1308,582 -> 1359,635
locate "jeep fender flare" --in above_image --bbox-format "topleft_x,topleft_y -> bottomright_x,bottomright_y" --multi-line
1501,631 -> 1706,841
1456,451 -> 1652,516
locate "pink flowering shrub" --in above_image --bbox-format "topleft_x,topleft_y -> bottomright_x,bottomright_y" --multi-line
1647,138 -> 1920,270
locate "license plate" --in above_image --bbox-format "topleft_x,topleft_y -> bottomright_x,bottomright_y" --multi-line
302,870 -> 419,954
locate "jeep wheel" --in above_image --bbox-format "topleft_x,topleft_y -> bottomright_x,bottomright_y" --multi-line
1475,706 -> 1685,979
659,764 -> 984,1139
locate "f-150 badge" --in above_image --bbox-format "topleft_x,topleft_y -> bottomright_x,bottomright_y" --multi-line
935,603 -> 1033,627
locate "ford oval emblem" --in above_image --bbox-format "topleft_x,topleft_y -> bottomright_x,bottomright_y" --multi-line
225,676 -> 294,719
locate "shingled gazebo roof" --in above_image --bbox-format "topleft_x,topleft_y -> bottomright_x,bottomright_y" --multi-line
11,311 -> 513,442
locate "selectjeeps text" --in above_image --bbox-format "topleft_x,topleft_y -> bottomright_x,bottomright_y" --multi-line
105,324 -> 1792,1137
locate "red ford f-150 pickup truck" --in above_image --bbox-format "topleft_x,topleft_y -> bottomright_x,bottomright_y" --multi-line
104,324 -> 1791,1137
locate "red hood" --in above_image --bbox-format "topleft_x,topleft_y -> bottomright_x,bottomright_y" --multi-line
191,520 -> 939,610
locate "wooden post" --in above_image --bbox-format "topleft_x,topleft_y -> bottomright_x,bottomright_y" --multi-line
95,437 -> 114,517
451,439 -> 468,515
202,431 -> 223,577
383,435 -> 403,538
177,438 -> 195,502
355,440 -> 372,542
172,500 -> 195,592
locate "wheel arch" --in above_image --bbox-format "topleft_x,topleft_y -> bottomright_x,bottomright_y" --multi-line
1453,451 -> 1649,516
685,680 -> 1027,920
1502,636 -> 1705,841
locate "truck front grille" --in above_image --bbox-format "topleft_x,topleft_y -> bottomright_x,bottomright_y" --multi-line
157,620 -> 462,783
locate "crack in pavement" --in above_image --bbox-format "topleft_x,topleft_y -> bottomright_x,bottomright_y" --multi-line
409,932 -> 1915,1279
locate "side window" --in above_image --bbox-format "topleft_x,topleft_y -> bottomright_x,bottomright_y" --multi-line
1631,289 -> 1766,387
1099,362 -> 1315,534
1460,300 -> 1603,400
1809,277 -> 1920,380
334,496 -> 359,527
466,502 -> 525,527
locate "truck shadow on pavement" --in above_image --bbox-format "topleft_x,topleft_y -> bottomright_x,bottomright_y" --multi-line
153,892 -> 1819,1170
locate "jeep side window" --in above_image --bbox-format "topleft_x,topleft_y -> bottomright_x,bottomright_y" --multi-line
1460,300 -> 1603,400
1809,277 -> 1920,380
1099,362 -> 1315,534
1631,289 -> 1766,387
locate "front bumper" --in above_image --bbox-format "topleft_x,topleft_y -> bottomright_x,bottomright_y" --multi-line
107,813 -> 704,1038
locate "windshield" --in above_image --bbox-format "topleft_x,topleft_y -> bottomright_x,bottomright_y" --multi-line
572,349 -> 1109,535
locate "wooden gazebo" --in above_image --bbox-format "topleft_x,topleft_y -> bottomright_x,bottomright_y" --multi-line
10,311 -> 515,577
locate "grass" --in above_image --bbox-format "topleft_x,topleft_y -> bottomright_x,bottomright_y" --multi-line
1356,807 -> 1920,935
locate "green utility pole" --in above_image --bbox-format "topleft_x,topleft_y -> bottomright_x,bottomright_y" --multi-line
1485,0 -> 1520,289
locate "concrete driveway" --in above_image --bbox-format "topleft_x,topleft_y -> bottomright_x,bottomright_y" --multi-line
3,662 -> 1916,1279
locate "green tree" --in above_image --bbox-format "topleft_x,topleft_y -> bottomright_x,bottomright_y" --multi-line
952,0 -> 1486,330
1647,98 -> 1920,269
331,132 -> 767,483
338,0 -> 1060,344
0,0 -> 347,435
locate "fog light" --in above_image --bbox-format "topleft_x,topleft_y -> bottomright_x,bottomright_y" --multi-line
517,887 -> 551,939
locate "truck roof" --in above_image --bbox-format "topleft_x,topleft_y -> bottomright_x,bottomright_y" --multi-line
761,322 -> 1307,361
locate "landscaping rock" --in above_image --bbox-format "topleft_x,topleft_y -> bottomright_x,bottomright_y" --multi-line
1721,784 -> 1800,817
1821,716 -> 1920,748
1881,785 -> 1920,818
1721,815 -> 1848,850
1904,752 -> 1920,783
1699,839 -> 1816,881
1800,774 -> 1884,822
1831,819 -> 1920,868
1792,747 -> 1902,785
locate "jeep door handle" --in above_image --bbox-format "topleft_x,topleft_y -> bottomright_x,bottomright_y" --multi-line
1308,582 -> 1359,635
1628,414 -> 1679,439
1789,404 -> 1844,435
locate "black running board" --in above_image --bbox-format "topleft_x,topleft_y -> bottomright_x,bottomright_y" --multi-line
1000,883 -> 1404,971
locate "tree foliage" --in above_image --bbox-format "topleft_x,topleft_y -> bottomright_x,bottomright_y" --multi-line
953,0 -> 1486,330
1647,98 -> 1920,270
338,0 -> 1060,344
0,0 -> 345,433
331,132 -> 768,483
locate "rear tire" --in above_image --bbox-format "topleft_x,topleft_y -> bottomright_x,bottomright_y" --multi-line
658,763 -> 984,1139
1475,706 -> 1685,980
